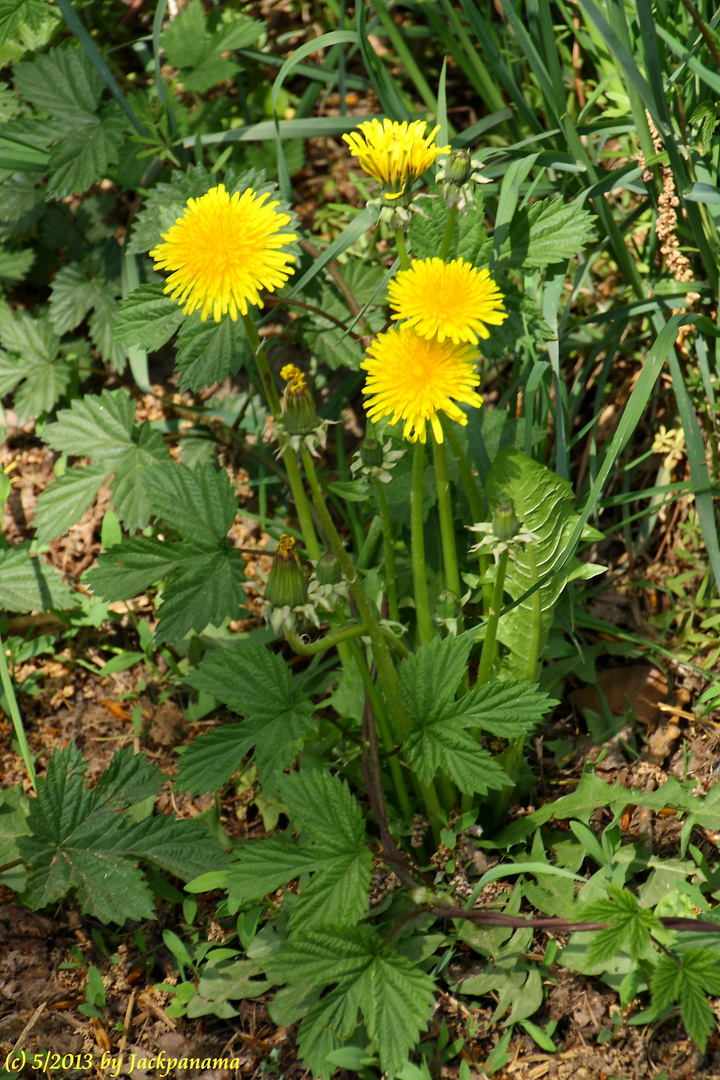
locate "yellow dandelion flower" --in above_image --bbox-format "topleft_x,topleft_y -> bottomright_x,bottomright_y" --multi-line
361,324 -> 482,444
150,183 -> 297,323
387,257 -> 508,343
342,118 -> 450,200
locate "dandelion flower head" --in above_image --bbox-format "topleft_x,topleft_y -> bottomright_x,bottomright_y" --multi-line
342,118 -> 450,200
361,324 -> 482,444
150,183 -> 297,323
387,257 -> 508,344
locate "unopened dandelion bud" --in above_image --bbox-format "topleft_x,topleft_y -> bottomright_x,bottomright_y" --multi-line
360,437 -> 384,469
281,364 -> 317,435
492,503 -> 519,542
315,551 -> 342,586
445,149 -> 472,185
265,534 -> 308,608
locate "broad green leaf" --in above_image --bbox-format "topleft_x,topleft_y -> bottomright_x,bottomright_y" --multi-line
18,744 -> 228,924
175,312 -> 252,391
34,465 -> 109,544
181,643 -> 316,787
0,544 -> 77,612
49,261 -> 103,334
149,546 -> 247,642
47,106 -> 126,197
144,462 -> 239,545
453,679 -> 556,738
0,0 -> 56,46
485,448 -> 606,675
44,388 -> 135,457
0,171 -> 44,238
160,1 -> 261,93
13,45 -> 102,125
403,722 -> 512,793
108,426 -> 171,531
0,242 -> 33,281
651,950 -> 720,1052
502,196 -> 595,269
265,925 -> 435,1076
114,282 -> 185,352
0,309 -> 59,364
87,536 -> 190,601
398,634 -> 473,724
191,959 -> 269,1018
581,887 -> 659,965
13,358 -> 72,420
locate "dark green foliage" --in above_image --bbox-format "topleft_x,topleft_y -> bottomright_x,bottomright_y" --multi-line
17,745 -> 229,924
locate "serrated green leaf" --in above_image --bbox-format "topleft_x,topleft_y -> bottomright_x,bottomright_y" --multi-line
47,106 -> 126,198
408,197 -> 449,260
452,679 -> 556,738
144,462 -> 239,544
107,426 -> 170,531
192,959 -> 269,1018
0,544 -> 77,612
175,313 -> 252,391
456,203 -> 491,265
150,546 -> 247,642
87,286 -> 126,369
160,1 -> 261,93
114,282 -> 185,351
582,889 -> 658,966
18,743 -> 228,924
44,388 -> 134,457
398,634 -> 473,724
503,196 -> 595,269
13,358 -> 72,420
0,170 -> 44,237
0,242 -> 33,282
651,950 -> 720,1051
14,44 -> 102,124
486,448 -> 606,675
403,722 -> 512,793
181,642 -> 316,787
86,536 -> 188,600
266,925 -> 435,1076
48,263 -> 99,334
0,0 -> 54,46
0,309 -> 59,364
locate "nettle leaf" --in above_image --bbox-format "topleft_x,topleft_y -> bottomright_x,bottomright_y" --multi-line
226,771 -> 371,929
0,171 -> 44,238
502,196 -> 595,269
17,744 -> 229,924
49,258 -> 126,370
0,308 -> 59,363
265,924 -> 435,1078
160,1 -> 261,93
651,950 -> 720,1052
408,197 -> 448,260
408,197 -> 490,267
486,447 -> 606,676
0,242 -> 33,282
398,637 -> 549,792
115,282 -> 185,352
581,887 -> 660,965
42,389 -> 169,534
87,463 -> 247,642
478,285 -> 552,362
0,312 -> 69,420
0,544 -> 76,612
0,0 -> 55,46
128,163 -> 273,255
179,642 -> 316,790
175,313 -> 252,391
47,105 -> 127,198
13,45 -> 103,126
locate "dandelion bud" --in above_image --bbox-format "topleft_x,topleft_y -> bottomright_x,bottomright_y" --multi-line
280,364 -> 317,436
264,534 -> 308,609
315,551 -> 342,586
445,149 -> 472,185
360,437 -> 384,469
492,502 -> 519,542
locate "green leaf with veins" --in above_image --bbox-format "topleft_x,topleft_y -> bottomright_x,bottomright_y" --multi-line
179,643 -> 316,788
651,949 -> 720,1052
47,105 -> 126,198
160,0 -> 262,93
581,887 -> 660,965
87,463 -> 247,643
114,282 -> 185,352
175,313 -> 252,391
0,543 -> 76,612
14,45 -> 104,125
17,745 -> 229,924
485,448 -> 606,676
398,635 -> 552,791
264,924 -> 434,1078
225,771 -> 371,930
39,389 -> 169,535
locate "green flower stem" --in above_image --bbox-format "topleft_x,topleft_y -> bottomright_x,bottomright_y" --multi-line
439,204 -> 458,261
0,635 -> 35,786
476,549 -> 509,686
432,432 -> 463,629
347,638 -> 413,823
526,545 -> 541,683
442,419 -> 492,616
394,227 -> 412,270
285,624 -> 369,656
241,312 -> 320,561
411,440 -> 434,645
300,447 -> 407,739
374,479 -> 399,623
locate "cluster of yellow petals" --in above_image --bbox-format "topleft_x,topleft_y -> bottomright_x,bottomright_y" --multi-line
150,183 -> 296,323
342,118 -> 450,199
361,325 -> 483,444
387,257 -> 507,344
